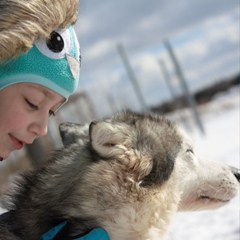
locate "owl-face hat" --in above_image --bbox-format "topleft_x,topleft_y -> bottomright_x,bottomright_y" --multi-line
0,26 -> 80,100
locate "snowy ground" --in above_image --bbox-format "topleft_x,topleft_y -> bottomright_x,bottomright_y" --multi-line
166,86 -> 239,240
0,87 -> 239,239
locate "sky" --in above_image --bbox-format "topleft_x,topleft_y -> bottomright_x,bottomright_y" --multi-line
72,0 -> 239,119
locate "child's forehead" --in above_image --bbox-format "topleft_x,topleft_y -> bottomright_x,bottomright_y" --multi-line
20,83 -> 64,102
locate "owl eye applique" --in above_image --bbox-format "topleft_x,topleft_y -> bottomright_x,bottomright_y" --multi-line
46,31 -> 64,53
34,26 -> 80,80
35,28 -> 73,59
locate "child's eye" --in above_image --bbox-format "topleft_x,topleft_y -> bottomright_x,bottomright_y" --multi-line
25,98 -> 38,110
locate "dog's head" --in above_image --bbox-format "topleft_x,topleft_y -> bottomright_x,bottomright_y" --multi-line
59,111 -> 239,215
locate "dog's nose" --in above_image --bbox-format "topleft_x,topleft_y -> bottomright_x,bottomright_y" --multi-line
230,167 -> 240,182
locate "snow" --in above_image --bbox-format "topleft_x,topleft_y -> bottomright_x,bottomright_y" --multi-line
0,86 -> 239,239
167,87 -> 239,240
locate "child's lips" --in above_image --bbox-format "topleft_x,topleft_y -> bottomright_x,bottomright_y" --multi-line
9,134 -> 24,150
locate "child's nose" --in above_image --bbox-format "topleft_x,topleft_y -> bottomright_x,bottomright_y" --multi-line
29,115 -> 48,137
36,123 -> 48,137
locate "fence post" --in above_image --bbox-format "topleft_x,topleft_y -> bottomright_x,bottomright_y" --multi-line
158,59 -> 191,131
117,43 -> 148,112
164,39 -> 205,135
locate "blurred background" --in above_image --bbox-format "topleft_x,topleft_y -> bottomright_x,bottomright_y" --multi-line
1,0 -> 239,239
75,0 -> 238,117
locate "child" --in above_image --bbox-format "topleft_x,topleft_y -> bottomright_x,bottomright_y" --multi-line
0,25 -> 80,161
0,0 -> 109,239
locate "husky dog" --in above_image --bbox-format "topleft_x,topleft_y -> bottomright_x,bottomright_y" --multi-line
0,111 -> 239,240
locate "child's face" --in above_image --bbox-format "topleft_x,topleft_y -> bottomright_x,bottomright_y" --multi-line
0,83 -> 64,160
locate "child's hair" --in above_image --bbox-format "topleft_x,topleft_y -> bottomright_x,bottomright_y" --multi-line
0,0 -> 79,61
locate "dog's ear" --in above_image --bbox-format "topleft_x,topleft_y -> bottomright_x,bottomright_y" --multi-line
59,122 -> 89,146
89,121 -> 131,158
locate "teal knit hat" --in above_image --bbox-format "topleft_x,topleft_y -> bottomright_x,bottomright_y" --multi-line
0,25 -> 80,101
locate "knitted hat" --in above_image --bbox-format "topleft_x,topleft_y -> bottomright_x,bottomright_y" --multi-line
0,25 -> 80,101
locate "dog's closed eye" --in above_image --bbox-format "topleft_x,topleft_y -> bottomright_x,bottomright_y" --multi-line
103,143 -> 116,147
186,149 -> 194,154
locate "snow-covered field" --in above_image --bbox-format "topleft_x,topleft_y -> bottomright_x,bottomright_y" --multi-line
0,86 -> 239,239
167,86 -> 239,240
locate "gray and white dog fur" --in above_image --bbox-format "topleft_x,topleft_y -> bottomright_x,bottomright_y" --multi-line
0,111 -> 239,240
